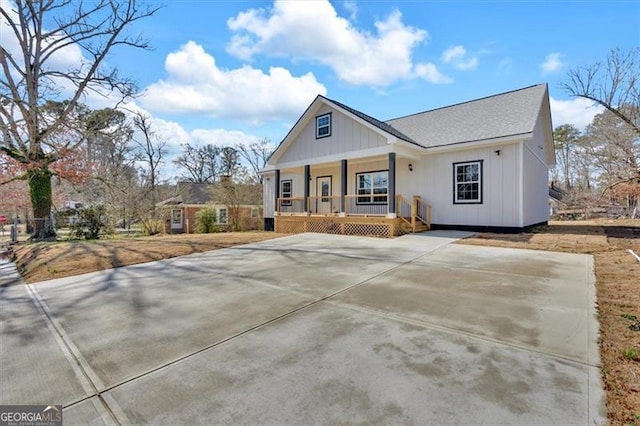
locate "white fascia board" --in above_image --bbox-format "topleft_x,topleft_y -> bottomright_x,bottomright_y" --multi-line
274,145 -> 393,170
268,97 -> 324,165
391,143 -> 423,160
422,133 -> 531,155
323,99 -> 399,141
259,166 -> 276,174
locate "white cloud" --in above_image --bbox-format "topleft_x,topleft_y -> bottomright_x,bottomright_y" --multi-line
190,128 -> 260,147
140,41 -> 326,123
550,96 -> 603,129
226,0 -> 445,86
441,45 -> 478,71
343,0 -> 358,21
118,102 -> 262,179
415,63 -> 453,84
541,53 -> 564,74
0,0 -> 91,94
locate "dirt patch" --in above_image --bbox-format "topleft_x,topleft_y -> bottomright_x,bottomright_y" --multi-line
11,232 -> 284,284
458,220 -> 640,425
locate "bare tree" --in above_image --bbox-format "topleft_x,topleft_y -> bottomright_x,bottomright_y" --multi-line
0,0 -> 160,239
219,146 -> 241,177
174,143 -> 221,183
236,138 -> 274,183
562,47 -> 640,136
582,109 -> 639,203
131,111 -> 166,210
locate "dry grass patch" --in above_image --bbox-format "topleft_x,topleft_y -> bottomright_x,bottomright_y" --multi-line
12,232 -> 284,284
459,219 -> 640,425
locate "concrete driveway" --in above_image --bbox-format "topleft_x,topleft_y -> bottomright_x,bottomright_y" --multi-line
0,231 -> 604,424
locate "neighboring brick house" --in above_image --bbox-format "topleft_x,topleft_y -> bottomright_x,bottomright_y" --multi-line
157,181 -> 263,234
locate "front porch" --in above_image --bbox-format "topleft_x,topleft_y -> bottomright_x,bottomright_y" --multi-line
275,194 -> 431,238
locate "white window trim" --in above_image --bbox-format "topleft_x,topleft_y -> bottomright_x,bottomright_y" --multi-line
453,160 -> 483,204
281,179 -> 293,206
316,113 -> 331,139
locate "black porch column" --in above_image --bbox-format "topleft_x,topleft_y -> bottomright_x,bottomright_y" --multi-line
304,164 -> 310,213
341,159 -> 347,214
274,169 -> 280,214
388,152 -> 396,215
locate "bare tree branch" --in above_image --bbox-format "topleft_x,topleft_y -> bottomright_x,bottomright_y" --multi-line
0,0 -> 161,239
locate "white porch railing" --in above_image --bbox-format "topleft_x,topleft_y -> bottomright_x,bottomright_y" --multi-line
308,195 -> 342,215
277,197 -> 306,215
276,195 -> 431,230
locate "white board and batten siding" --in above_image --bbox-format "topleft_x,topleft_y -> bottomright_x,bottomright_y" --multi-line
522,109 -> 552,226
396,142 -> 523,227
277,105 -> 388,165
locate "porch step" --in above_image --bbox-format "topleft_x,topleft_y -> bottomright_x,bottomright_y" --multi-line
398,220 -> 430,234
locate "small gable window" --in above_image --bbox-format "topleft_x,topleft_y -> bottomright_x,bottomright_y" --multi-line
453,160 -> 483,204
316,113 -> 331,139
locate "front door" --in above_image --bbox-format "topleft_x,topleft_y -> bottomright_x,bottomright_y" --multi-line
316,176 -> 332,215
171,209 -> 183,231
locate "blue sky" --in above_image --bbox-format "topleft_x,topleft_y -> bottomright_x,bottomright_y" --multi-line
6,0 -> 639,168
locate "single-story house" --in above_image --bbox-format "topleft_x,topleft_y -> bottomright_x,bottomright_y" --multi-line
157,181 -> 263,233
260,83 -> 554,237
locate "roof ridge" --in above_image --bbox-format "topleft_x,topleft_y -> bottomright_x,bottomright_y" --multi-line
385,83 -> 547,123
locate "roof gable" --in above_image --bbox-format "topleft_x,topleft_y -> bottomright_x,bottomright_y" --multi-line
265,84 -> 551,169
268,95 -> 419,165
385,84 -> 548,147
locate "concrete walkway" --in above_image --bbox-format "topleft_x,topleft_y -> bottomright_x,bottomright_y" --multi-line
0,232 -> 605,424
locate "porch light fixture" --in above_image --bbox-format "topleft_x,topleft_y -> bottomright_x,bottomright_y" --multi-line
408,163 -> 413,172
494,149 -> 501,156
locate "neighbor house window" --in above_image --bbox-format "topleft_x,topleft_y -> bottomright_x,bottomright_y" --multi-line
356,170 -> 388,204
251,207 -> 259,218
281,180 -> 292,206
453,160 -> 483,204
316,113 -> 331,139
217,208 -> 228,224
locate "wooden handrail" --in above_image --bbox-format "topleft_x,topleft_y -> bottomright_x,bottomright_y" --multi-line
414,196 -> 432,228
396,194 -> 412,228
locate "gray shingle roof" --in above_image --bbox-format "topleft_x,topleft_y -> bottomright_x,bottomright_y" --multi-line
323,96 -> 418,145
385,84 -> 547,148
176,182 -> 214,204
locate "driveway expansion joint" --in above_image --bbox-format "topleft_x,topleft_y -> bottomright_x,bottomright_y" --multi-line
80,239 -> 450,395
25,284 -> 126,425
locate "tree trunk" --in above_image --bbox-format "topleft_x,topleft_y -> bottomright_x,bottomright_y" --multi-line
28,168 -> 56,240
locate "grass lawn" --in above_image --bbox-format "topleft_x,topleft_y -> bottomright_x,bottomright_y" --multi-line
458,219 -> 640,425
6,231 -> 283,283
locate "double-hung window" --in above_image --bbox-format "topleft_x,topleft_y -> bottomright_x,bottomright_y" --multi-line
281,180 -> 292,206
453,160 -> 483,204
356,171 -> 388,204
217,208 -> 228,224
316,113 -> 331,138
